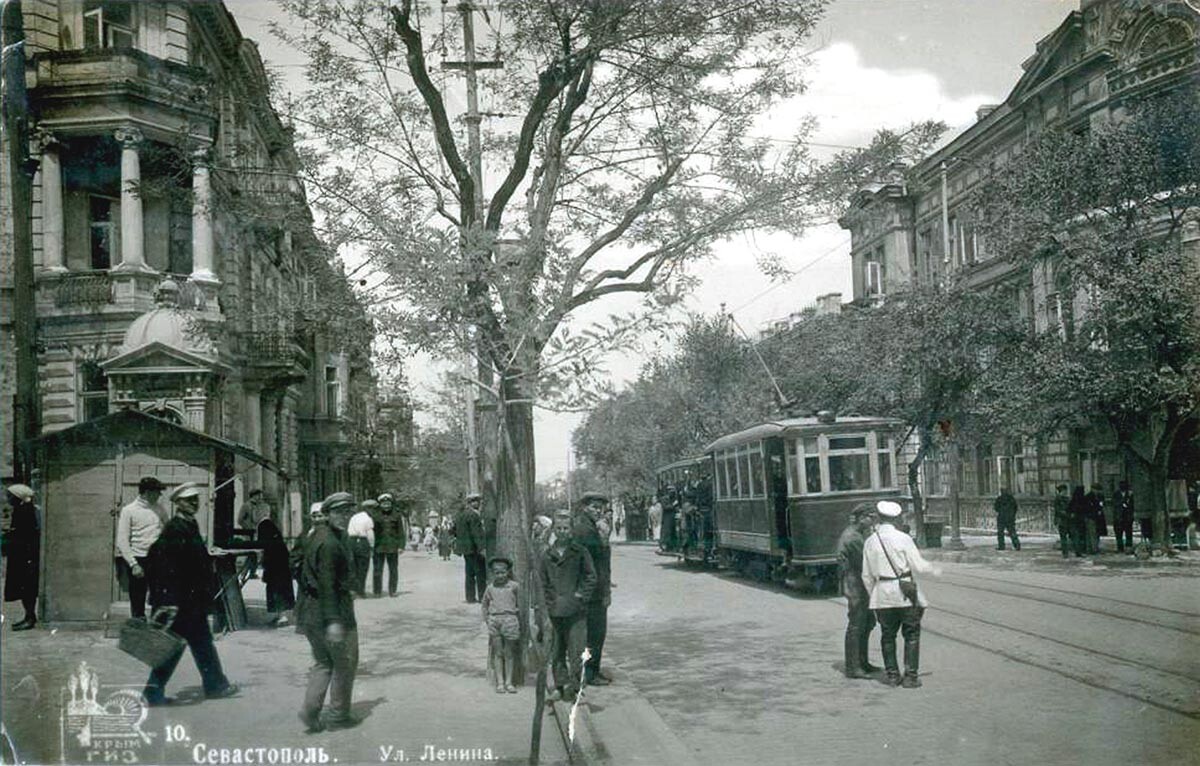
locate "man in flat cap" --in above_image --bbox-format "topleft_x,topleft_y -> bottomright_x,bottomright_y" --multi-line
837,503 -> 880,679
296,492 -> 359,732
4,484 -> 41,631
143,483 -> 238,705
861,500 -> 941,688
454,493 -> 487,603
116,477 -> 166,620
574,492 -> 613,686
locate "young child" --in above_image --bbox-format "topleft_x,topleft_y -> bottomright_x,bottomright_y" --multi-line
481,557 -> 520,694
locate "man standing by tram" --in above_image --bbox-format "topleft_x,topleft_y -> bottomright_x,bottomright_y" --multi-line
837,503 -> 879,679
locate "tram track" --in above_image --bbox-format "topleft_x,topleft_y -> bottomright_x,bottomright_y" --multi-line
936,573 -> 1200,637
943,570 -> 1200,618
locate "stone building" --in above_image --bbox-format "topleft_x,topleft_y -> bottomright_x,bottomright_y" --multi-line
0,0 -> 390,538
838,0 -> 1198,531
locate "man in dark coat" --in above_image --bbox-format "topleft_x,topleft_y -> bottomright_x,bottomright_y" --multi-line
4,484 -> 40,631
258,514 -> 295,626
1113,480 -> 1135,554
837,503 -> 879,679
454,493 -> 487,603
297,492 -> 359,732
574,492 -> 613,686
1085,485 -> 1107,554
542,512 -> 596,700
143,483 -> 238,705
994,488 -> 1020,551
371,493 -> 405,597
1052,484 -> 1074,558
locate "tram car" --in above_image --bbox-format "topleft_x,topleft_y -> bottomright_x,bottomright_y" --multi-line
704,414 -> 908,590
654,456 -> 716,564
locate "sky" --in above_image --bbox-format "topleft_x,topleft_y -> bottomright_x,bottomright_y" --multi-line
226,0 -> 1077,481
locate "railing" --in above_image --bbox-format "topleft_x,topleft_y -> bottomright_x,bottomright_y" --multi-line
240,330 -> 301,365
54,272 -> 114,308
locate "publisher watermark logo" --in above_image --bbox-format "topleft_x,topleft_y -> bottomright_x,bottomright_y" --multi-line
60,662 -> 156,764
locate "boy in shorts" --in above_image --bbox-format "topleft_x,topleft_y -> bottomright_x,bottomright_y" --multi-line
481,557 -> 520,693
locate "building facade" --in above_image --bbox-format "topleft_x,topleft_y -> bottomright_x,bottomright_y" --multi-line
1,0 -> 390,538
838,0 -> 1199,530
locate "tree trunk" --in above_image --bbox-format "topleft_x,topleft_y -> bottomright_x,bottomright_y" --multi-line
906,428 -> 932,546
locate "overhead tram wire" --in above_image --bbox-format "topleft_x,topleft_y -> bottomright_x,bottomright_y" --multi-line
726,235 -> 851,317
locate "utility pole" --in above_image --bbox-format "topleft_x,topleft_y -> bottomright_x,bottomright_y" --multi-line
444,2 -> 502,498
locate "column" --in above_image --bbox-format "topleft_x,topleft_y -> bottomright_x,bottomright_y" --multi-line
38,131 -> 65,271
190,148 -> 219,284
113,127 -> 149,272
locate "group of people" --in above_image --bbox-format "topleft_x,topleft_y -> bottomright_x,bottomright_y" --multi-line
1051,482 -> 1143,557
837,500 -> 942,688
344,493 -> 408,598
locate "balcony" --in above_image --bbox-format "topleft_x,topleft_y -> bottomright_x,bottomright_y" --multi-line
52,271 -> 113,308
239,330 -> 309,386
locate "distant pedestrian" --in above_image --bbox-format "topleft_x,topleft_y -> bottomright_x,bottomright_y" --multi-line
237,490 -> 271,579
257,514 -> 295,627
994,488 -> 1020,551
371,494 -> 405,597
837,503 -> 879,679
1085,485 -> 1107,554
1052,484 -> 1076,558
1113,481 -> 1135,554
4,484 -> 41,631
296,492 -> 360,732
862,501 -> 941,689
542,512 -> 596,702
437,518 -> 454,560
115,477 -> 165,620
143,483 -> 238,705
648,499 -> 662,541
575,492 -> 613,686
481,557 -> 521,694
347,500 -> 376,596
1067,486 -> 1089,556
454,493 -> 487,603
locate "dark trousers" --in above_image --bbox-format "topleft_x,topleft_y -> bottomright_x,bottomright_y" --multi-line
20,595 -> 36,621
844,599 -> 876,674
350,538 -> 372,595
550,614 -> 587,694
372,551 -> 399,595
117,557 -> 151,618
301,626 -> 359,724
1085,518 -> 1100,553
143,610 -> 229,702
1058,524 -> 1083,558
996,517 -> 1020,550
464,553 -> 487,603
1115,516 -> 1134,551
584,600 -> 608,680
876,606 -> 923,680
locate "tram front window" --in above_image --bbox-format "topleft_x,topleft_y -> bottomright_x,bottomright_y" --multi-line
829,453 -> 871,492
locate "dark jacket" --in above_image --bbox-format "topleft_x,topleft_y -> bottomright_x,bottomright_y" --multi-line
994,492 -> 1018,523
147,515 -> 213,613
372,508 -> 406,553
572,516 -> 610,603
257,518 -> 295,612
1053,493 -> 1071,526
297,525 -> 356,631
835,524 -> 869,603
453,509 -> 486,557
3,501 -> 40,602
1113,489 -> 1135,521
1085,491 -> 1108,536
541,541 -> 596,618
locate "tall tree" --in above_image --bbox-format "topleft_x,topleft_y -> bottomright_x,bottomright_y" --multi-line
972,90 -> 1200,550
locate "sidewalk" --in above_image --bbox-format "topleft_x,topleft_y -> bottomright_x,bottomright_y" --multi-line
921,531 -> 1200,571
3,551 -> 574,765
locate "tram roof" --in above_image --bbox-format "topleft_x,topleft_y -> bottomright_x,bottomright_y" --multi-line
703,416 -> 903,453
656,455 -> 708,473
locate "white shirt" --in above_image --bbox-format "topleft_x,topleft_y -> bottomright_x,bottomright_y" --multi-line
862,522 -> 936,609
347,511 -> 375,546
116,496 -> 165,566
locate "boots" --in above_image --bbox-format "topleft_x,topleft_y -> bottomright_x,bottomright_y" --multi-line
844,629 -> 868,679
902,627 -> 921,688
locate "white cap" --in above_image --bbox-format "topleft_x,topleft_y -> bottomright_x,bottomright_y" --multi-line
170,482 -> 203,502
876,500 -> 903,518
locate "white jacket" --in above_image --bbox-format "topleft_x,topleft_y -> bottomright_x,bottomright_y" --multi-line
862,523 -> 936,609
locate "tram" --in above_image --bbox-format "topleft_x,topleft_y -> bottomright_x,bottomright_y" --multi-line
653,456 -> 716,564
705,414 -> 908,590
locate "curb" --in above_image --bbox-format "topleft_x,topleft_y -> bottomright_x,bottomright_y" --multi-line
548,667 -> 695,765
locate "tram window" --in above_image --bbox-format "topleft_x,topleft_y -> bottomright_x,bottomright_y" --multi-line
829,436 -> 867,451
805,455 -> 821,493
785,440 -> 801,494
878,450 -> 894,488
739,448 -> 753,497
726,452 -> 741,497
829,453 -> 872,492
749,448 -> 764,498
715,457 -> 728,499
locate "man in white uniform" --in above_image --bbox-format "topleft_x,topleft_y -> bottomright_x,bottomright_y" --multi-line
116,477 -> 166,619
346,501 -> 376,596
862,500 -> 941,688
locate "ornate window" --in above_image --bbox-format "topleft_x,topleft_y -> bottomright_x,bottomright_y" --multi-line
83,1 -> 135,50
1135,20 -> 1193,60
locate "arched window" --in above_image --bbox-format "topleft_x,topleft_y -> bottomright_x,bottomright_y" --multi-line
78,361 -> 108,422
1135,19 -> 1193,60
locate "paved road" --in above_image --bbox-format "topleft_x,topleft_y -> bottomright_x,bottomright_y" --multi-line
601,544 -> 1200,766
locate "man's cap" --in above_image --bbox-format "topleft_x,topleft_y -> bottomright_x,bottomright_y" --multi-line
321,492 -> 356,514
139,476 -> 166,493
377,493 -> 394,503
466,492 -> 482,502
580,491 -> 609,504
876,500 -> 903,518
850,502 -> 876,520
5,483 -> 34,502
488,556 -> 514,571
360,499 -> 379,510
169,482 -> 203,502
553,509 -> 573,520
